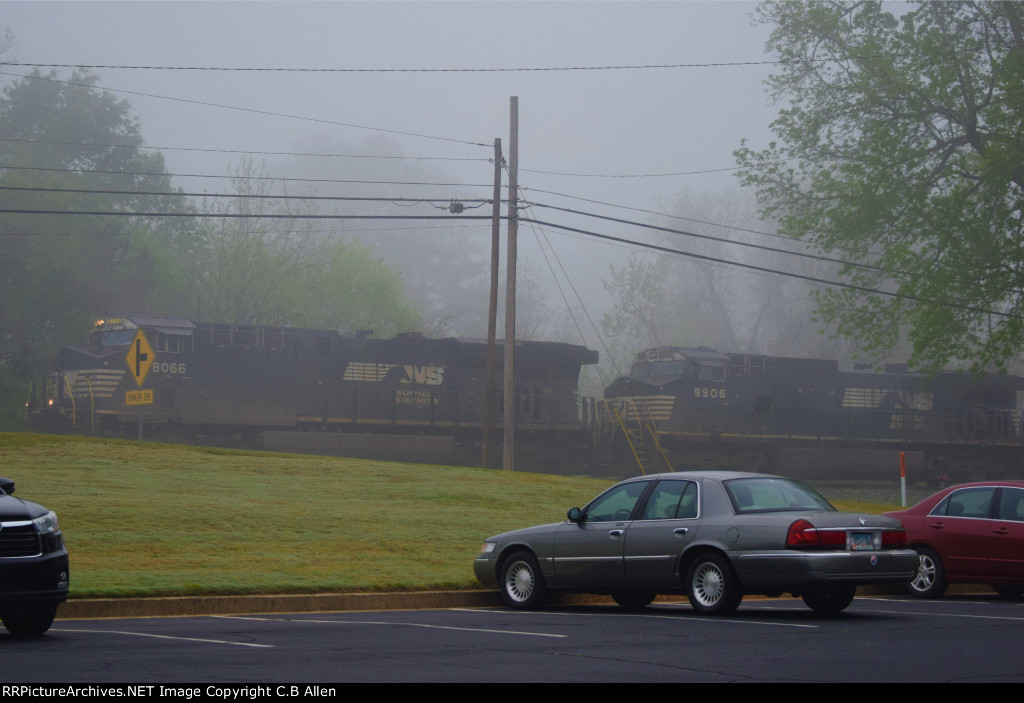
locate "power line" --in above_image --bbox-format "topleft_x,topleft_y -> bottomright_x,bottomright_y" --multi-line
523,217 -> 1021,321
515,192 -> 620,382
521,164 -> 759,178
522,185 -> 793,243
0,185 -> 491,206
0,69 -> 491,148
0,137 -> 491,163
524,200 -> 886,273
0,222 -> 491,237
0,58 -> 878,73
0,164 -> 493,189
0,208 -> 490,222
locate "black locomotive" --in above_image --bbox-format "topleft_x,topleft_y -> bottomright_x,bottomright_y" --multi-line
28,314 -> 598,465
599,347 -> 1024,483
27,318 -> 1024,482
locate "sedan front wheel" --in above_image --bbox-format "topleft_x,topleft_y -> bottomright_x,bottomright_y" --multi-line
500,551 -> 546,609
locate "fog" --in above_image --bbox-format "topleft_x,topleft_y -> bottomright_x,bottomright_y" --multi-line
3,1 -> 831,370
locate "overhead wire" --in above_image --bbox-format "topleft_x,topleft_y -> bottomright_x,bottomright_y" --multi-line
524,200 -> 888,274
0,184 -> 491,205
0,164 -> 493,189
0,137 -> 492,163
0,57 -> 882,72
512,184 -> 621,383
0,69 -> 492,148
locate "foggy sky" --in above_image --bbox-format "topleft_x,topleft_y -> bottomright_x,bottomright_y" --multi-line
0,1 -> 780,350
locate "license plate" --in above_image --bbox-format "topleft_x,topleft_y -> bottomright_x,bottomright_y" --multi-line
850,532 -> 874,551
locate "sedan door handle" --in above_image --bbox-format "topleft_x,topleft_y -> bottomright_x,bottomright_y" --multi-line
673,528 -> 689,535
608,529 -> 624,537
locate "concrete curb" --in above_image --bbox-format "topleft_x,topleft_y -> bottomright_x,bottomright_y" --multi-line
54,584 -> 953,620
57,591 -> 505,620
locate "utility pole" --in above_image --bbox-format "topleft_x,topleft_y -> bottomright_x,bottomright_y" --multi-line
503,97 -> 518,471
482,137 -> 502,468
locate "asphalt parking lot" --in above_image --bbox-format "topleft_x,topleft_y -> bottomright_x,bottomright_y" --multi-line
6,592 -> 1023,682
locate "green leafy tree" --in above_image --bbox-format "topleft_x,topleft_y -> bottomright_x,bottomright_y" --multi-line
735,1 -> 1024,372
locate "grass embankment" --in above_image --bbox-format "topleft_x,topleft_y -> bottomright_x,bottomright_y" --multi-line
0,433 -> 904,599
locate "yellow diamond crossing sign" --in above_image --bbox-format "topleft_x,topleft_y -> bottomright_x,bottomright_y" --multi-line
126,328 -> 154,387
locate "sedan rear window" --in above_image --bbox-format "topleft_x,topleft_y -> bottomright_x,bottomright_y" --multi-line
724,477 -> 836,514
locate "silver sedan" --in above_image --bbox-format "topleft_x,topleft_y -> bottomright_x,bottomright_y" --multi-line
475,471 -> 917,615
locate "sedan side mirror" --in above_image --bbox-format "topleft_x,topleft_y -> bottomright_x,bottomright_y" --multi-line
0,477 -> 14,495
567,507 -> 582,523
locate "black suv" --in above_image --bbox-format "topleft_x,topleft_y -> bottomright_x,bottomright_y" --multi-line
0,477 -> 69,636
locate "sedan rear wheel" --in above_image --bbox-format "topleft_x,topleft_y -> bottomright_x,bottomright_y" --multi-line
801,585 -> 856,615
500,551 -> 546,609
908,547 -> 947,599
686,553 -> 742,615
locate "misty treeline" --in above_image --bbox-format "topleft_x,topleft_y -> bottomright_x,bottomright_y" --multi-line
596,189 -> 864,387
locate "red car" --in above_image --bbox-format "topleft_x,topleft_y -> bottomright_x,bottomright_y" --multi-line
884,482 -> 1024,599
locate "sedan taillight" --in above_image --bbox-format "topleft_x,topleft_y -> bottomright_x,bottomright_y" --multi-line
786,519 -> 823,547
881,530 -> 907,548
786,519 -> 845,549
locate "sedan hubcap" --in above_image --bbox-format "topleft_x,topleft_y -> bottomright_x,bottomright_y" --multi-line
911,555 -> 935,591
506,562 -> 534,602
693,563 -> 724,606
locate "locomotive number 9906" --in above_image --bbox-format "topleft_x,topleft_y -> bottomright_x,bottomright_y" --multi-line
694,387 -> 725,400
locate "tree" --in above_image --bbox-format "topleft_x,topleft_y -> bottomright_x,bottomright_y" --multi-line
0,68 -> 184,377
179,159 -> 422,335
735,1 -> 1024,372
600,188 -> 861,377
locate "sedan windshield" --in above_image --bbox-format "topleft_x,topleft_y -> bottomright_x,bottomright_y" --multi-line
724,477 -> 836,514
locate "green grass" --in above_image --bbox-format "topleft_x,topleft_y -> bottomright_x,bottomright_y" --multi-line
0,433 -> 612,598
0,433 -> 907,599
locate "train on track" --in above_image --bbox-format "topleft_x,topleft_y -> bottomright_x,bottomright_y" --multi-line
25,315 -> 1024,483
600,347 -> 1024,483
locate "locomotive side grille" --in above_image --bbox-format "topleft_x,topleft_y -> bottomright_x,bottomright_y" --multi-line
0,523 -> 42,558
69,369 -> 126,399
344,363 -> 397,383
841,387 -> 890,409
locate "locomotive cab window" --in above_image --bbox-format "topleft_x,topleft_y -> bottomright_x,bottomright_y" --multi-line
630,363 -> 650,377
98,330 -> 134,347
153,333 -> 184,354
650,361 -> 684,377
696,363 -> 726,382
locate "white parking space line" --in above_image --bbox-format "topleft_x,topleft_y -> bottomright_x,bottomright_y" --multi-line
214,615 -> 568,639
453,608 -> 819,629
50,628 -> 274,648
859,608 -> 1024,623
